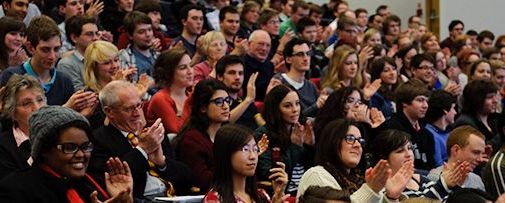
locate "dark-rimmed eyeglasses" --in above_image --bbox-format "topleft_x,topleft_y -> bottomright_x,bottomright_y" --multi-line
345,135 -> 366,146
209,96 -> 232,107
56,142 -> 94,154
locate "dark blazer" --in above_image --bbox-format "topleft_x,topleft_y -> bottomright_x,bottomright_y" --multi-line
89,124 -> 192,198
0,129 -> 30,180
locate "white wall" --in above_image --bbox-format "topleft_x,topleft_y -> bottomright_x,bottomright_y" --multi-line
439,0 -> 505,40
310,0 -> 505,41
311,0 -> 423,30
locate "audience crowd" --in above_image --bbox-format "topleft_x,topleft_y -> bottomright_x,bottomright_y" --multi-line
1,0 -> 505,202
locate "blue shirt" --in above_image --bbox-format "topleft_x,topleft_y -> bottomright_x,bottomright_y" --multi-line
23,59 -> 56,93
425,123 -> 450,167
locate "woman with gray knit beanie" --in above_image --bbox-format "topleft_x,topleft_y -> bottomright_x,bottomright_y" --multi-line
0,106 -> 133,203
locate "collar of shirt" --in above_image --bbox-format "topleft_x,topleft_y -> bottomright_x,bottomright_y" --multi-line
23,58 -> 57,93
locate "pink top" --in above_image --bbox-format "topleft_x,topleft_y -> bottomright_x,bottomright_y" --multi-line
193,61 -> 212,84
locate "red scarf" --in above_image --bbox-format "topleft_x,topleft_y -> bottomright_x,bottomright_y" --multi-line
40,164 -> 110,202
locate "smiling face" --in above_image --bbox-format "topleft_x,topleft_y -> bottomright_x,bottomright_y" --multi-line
471,62 -> 492,80
403,95 -> 429,120
131,23 -> 154,50
412,60 -> 435,84
172,54 -> 194,88
4,31 -> 24,52
380,62 -> 398,85
207,39 -> 227,61
339,125 -> 363,169
279,91 -> 300,124
13,88 -> 46,130
3,0 -> 28,21
387,142 -> 414,172
452,134 -> 485,171
42,127 -> 91,179
96,55 -> 120,84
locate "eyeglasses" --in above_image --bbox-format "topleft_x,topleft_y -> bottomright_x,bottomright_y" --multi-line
292,51 -> 312,57
418,65 -> 435,71
17,96 -> 46,108
209,96 -> 232,107
267,20 -> 280,25
345,97 -> 362,105
345,135 -> 366,146
56,142 -> 94,154
113,102 -> 143,114
241,144 -> 260,153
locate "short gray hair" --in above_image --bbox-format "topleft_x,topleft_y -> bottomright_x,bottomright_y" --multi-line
1,74 -> 45,119
99,80 -> 136,108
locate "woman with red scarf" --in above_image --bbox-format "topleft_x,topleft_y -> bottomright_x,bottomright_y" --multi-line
0,106 -> 133,203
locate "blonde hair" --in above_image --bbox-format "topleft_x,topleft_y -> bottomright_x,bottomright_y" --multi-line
420,32 -> 438,51
200,31 -> 226,56
363,28 -> 381,45
322,45 -> 364,90
83,40 -> 119,92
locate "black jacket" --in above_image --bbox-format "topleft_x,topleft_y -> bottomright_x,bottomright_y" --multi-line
88,124 -> 192,198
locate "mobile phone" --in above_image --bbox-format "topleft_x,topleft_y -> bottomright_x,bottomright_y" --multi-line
271,147 -> 281,167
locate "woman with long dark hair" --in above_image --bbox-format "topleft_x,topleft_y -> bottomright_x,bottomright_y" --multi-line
369,57 -> 399,120
297,119 -> 411,202
0,17 -> 28,71
177,79 -> 230,193
204,124 -> 288,203
256,84 -> 315,195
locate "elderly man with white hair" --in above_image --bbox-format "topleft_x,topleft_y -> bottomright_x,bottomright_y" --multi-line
242,30 -> 275,101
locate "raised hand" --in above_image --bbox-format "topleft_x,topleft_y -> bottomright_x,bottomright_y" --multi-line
316,91 -> 329,109
269,162 -> 288,203
441,161 -> 470,188
385,161 -> 414,200
257,134 -> 269,156
245,73 -> 258,102
85,0 -> 104,17
105,157 -> 133,198
369,108 -> 385,128
350,104 -> 369,123
365,160 -> 391,193
136,73 -> 154,97
138,118 -> 165,154
151,38 -> 162,52
290,122 -> 304,146
303,120 -> 315,146
64,89 -> 98,111
363,79 -> 382,100
90,188 -> 132,203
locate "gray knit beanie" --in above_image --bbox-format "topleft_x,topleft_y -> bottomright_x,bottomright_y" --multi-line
29,105 -> 90,160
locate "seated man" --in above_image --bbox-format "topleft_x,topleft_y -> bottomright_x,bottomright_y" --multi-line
216,55 -> 263,130
383,79 -> 435,171
427,125 -> 486,191
89,80 -> 191,200
277,38 -> 326,118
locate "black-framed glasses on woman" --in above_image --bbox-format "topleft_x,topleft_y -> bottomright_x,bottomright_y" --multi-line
56,142 -> 94,154
209,96 -> 232,107
344,135 -> 366,146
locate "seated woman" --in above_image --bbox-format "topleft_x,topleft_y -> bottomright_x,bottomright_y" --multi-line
0,106 -> 133,202
256,84 -> 315,195
147,47 -> 193,133
176,79 -> 230,193
454,79 -> 501,153
193,31 -> 227,84
0,75 -> 46,180
468,59 -> 492,81
204,124 -> 288,203
420,32 -> 440,53
321,45 -> 366,93
369,57 -> 399,120
83,40 -> 141,129
314,87 -> 385,143
370,130 -> 467,200
0,17 -> 28,71
296,119 -> 406,202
